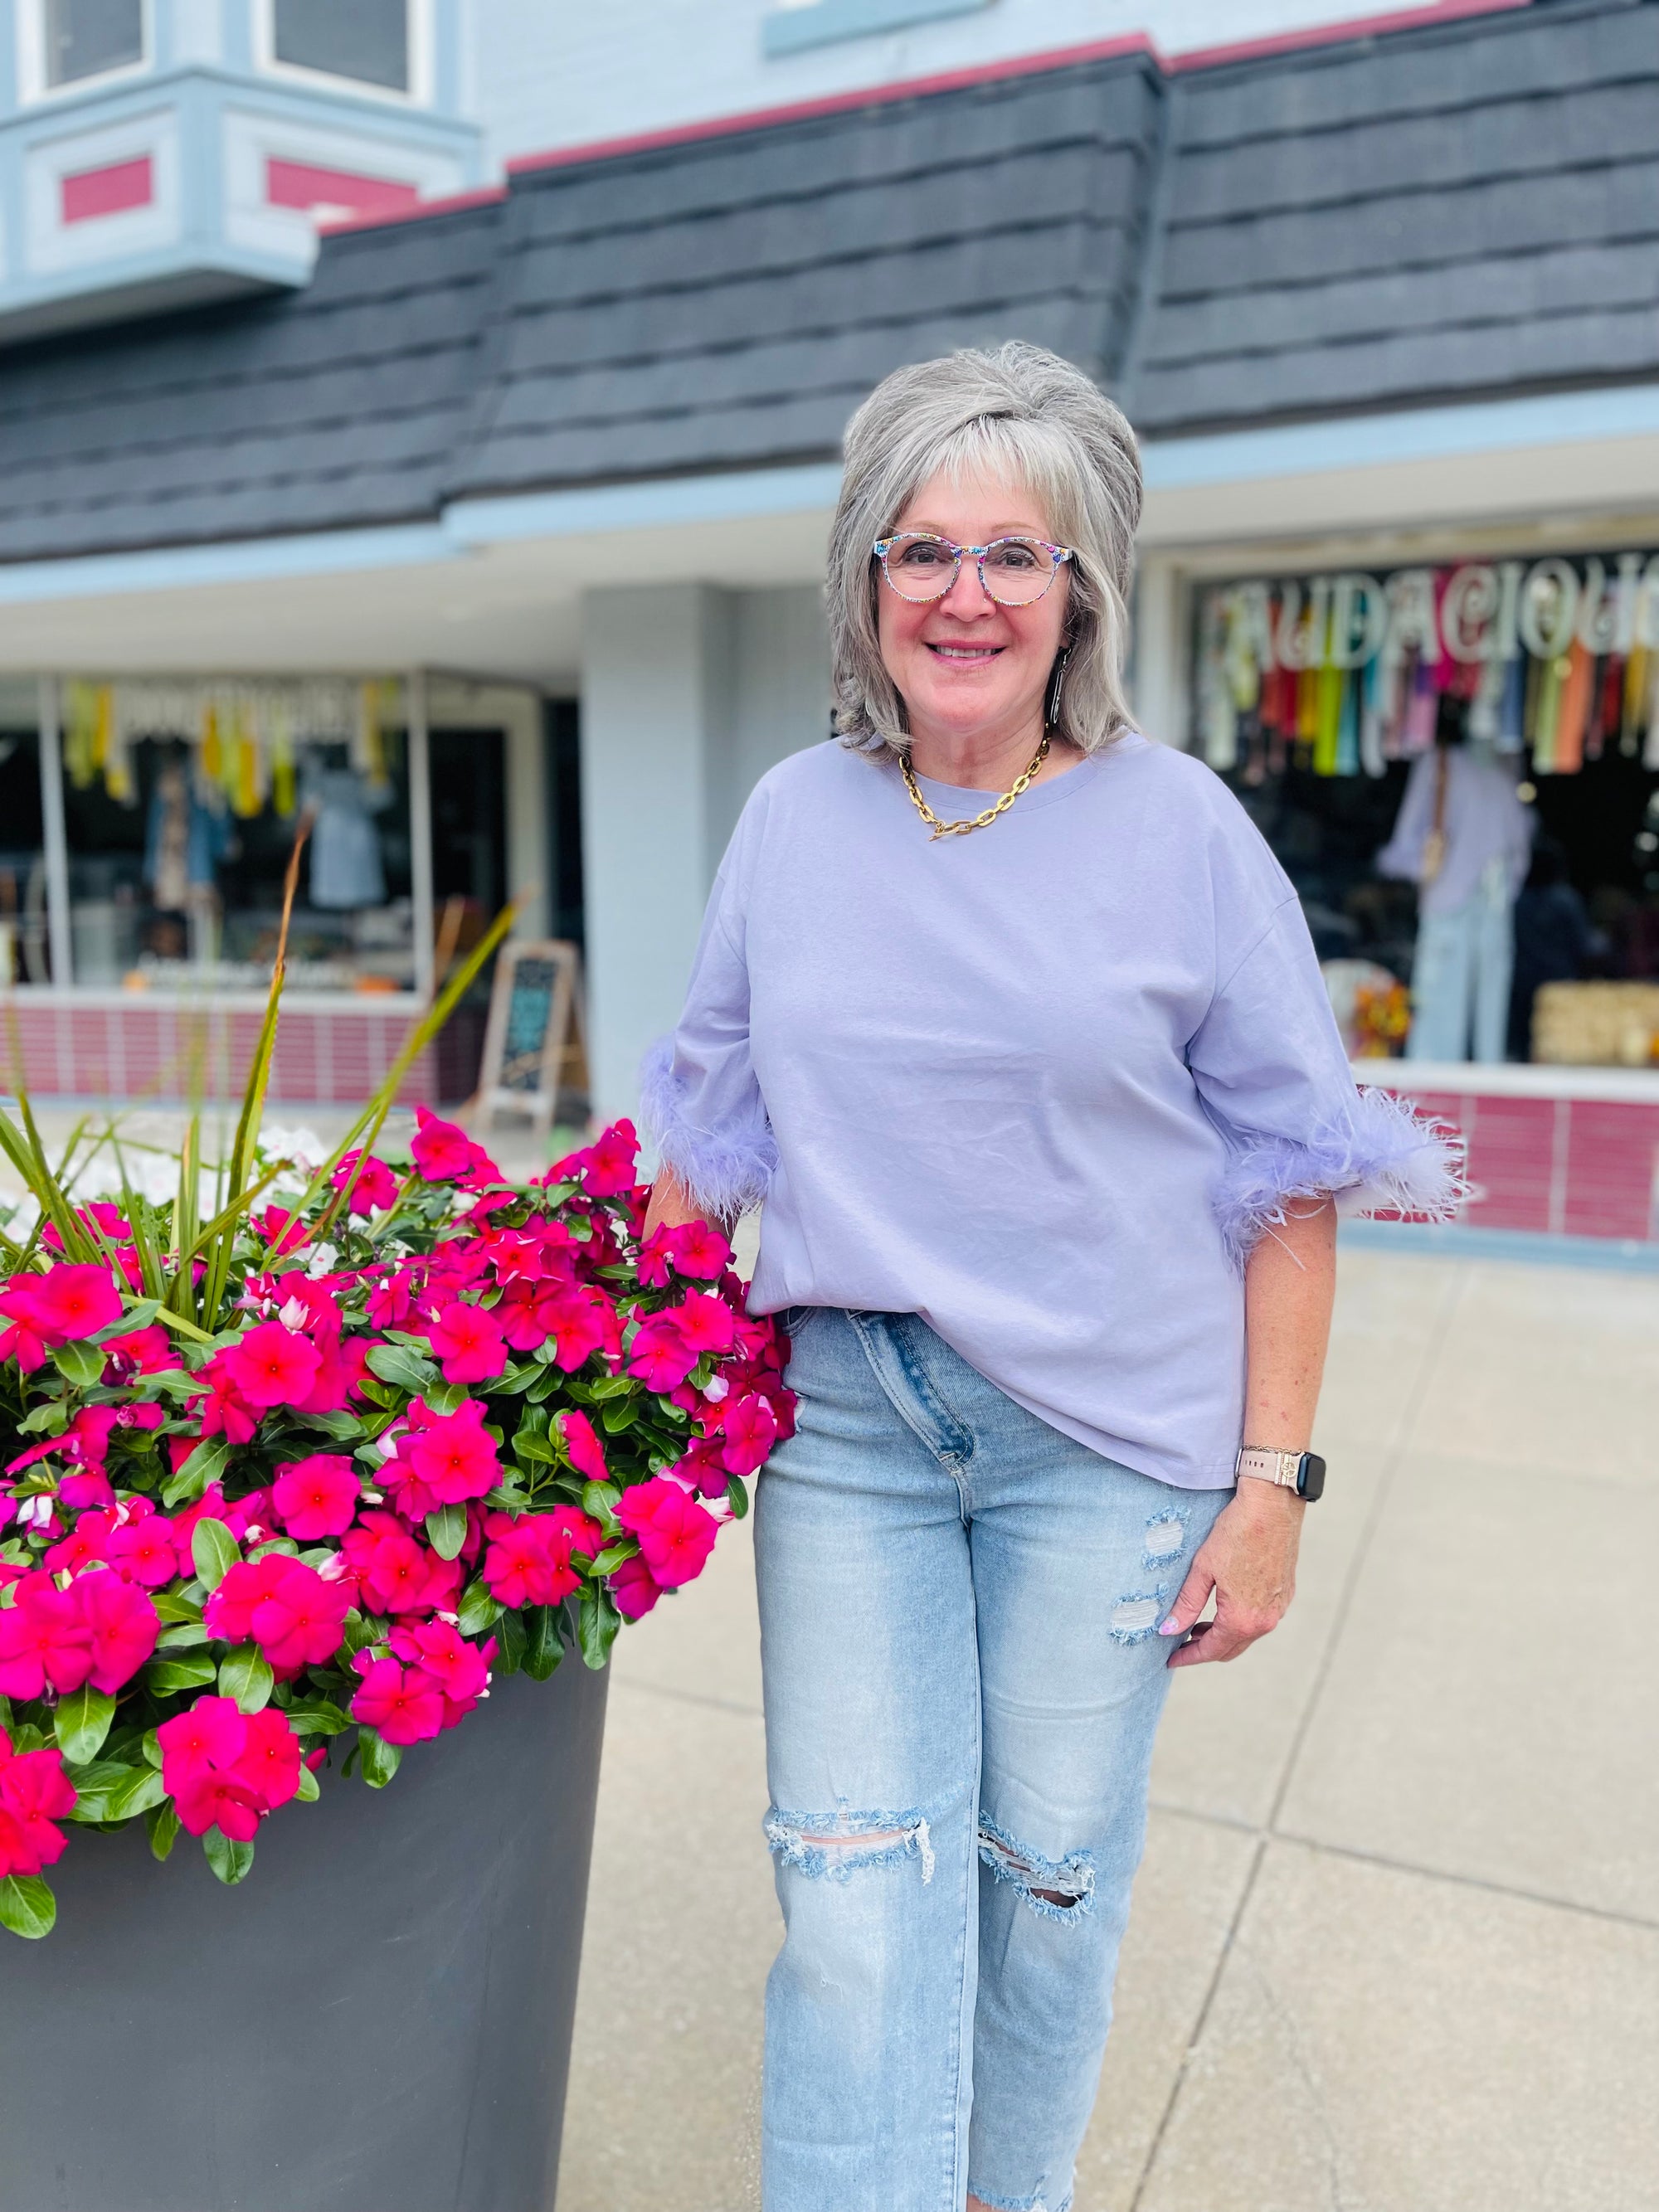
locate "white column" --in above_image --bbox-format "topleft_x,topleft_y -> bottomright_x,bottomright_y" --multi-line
36,676 -> 72,988
580,584 -> 735,1125
500,691 -> 550,939
1129,552 -> 1190,750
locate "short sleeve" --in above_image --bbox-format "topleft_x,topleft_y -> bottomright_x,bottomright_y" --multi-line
1190,896 -> 1466,1266
638,845 -> 776,1220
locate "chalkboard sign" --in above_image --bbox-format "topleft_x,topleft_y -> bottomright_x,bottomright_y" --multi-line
468,939 -> 585,1139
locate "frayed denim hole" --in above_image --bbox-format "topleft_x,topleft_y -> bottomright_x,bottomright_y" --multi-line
1109,1591 -> 1166,1646
977,1813 -> 1095,1924
765,1803 -> 936,1885
967,2190 -> 1073,2212
1141,1506 -> 1190,1568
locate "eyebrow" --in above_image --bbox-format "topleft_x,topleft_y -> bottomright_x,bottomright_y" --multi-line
898,523 -> 1050,537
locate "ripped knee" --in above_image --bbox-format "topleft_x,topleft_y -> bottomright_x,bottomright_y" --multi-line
978,1814 -> 1095,1923
765,1803 -> 936,1884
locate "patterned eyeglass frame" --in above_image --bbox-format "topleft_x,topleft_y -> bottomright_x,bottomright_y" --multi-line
873,532 -> 1076,606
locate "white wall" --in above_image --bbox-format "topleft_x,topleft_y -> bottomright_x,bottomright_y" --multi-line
469,0 -> 1486,168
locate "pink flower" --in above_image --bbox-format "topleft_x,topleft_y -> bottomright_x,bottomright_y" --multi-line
74,1568 -> 162,1693
271,1453 -> 359,1541
387,1618 -> 492,1727
0,1733 -> 78,1879
411,1108 -> 474,1183
626,1313 -> 699,1393
671,1292 -> 739,1357
205,1555 -> 349,1677
340,1512 -> 460,1616
105,1511 -> 182,1588
427,1300 -> 507,1386
716,1392 -> 780,1476
609,1553 -> 662,1620
406,1402 -> 500,1505
613,1478 -> 720,1590
192,1355 -> 260,1444
231,1708 -> 303,1811
579,1121 -> 640,1199
480,1505 -> 601,1612
0,1573 -> 95,1699
331,1150 -> 401,1217
222,1321 -> 323,1409
156,1695 -> 246,1791
25,1263 -> 125,1343
637,1219 -> 732,1287
349,1655 -> 445,1745
557,1410 -> 609,1485
44,1510 -> 115,1576
158,1698 -> 304,1837
58,1468 -> 116,1510
176,1771 -> 264,1841
254,1204 -> 309,1257
101,1325 -> 174,1382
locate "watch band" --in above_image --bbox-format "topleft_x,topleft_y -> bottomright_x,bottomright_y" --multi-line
1235,1446 -> 1326,1500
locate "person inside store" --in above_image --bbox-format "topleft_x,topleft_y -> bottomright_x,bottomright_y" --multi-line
1507,834 -> 1608,1062
1375,693 -> 1535,1063
638,342 -> 1461,2212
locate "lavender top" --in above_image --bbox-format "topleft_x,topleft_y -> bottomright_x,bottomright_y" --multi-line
1374,745 -> 1535,916
644,735 -> 1460,1491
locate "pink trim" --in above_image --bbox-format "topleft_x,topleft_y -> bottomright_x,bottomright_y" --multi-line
1170,0 -> 1531,72
265,158 -> 421,217
61,156 -> 153,226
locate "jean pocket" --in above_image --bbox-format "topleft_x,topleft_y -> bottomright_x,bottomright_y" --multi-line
778,1305 -> 821,1339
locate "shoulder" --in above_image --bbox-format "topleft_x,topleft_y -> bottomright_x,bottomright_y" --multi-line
751,739 -> 884,809
1105,733 -> 1289,868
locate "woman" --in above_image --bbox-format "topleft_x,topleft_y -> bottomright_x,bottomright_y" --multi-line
641,343 -> 1458,2212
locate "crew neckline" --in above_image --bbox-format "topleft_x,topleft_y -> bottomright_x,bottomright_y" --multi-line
902,736 -> 1136,819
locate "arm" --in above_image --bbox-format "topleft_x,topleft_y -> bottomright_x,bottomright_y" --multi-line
640,1164 -> 719,1242
1159,1193 -> 1335,1668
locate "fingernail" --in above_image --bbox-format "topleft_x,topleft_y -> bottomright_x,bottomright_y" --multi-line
1158,1616 -> 1183,1636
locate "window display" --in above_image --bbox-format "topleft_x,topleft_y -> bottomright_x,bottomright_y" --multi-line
57,678 -> 415,992
0,681 -> 47,985
1194,553 -> 1659,1064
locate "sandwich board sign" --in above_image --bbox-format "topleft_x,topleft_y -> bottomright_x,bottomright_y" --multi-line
469,939 -> 585,1140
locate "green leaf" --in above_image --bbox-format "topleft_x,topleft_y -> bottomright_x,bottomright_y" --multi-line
295,1408 -> 365,1441
584,1373 -> 636,1400
586,1540 -> 637,1576
218,1644 -> 274,1714
155,1621 -> 210,1650
68,1762 -> 166,1821
0,1874 -> 56,1938
366,1342 -> 437,1393
455,1580 -> 499,1637
513,1430 -> 557,1466
204,1830 -> 255,1884
142,1728 -> 163,1769
491,1362 -> 541,1396
295,1762 -> 320,1801
577,1583 -> 621,1671
51,1339 -> 106,1388
53,1684 -> 115,1764
144,1651 -> 218,1697
523,1604 -> 563,1681
483,1483 -> 530,1511
600,1398 -> 640,1435
357,1728 -> 402,1788
17,1400 -> 70,1437
724,1474 -> 750,1523
422,1381 -> 468,1417
246,1537 -> 299,1561
147,1796 -> 180,1861
163,1435 -> 229,1510
581,1480 -> 621,1522
151,1591 -> 204,1624
191,1517 -> 239,1591
494,1607 -> 527,1676
282,1700 -> 350,1738
425,1504 -> 468,1561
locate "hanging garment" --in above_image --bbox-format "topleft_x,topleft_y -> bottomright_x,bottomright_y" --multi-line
144,770 -> 231,909
1496,654 -> 1527,752
1375,744 -> 1535,919
304,769 -> 391,909
1552,641 -> 1593,774
1406,856 -> 1516,1065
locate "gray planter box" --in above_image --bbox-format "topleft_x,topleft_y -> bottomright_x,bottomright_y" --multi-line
0,1657 -> 608,2212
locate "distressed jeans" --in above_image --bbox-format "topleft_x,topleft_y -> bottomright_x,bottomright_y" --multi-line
754,1308 -> 1229,2212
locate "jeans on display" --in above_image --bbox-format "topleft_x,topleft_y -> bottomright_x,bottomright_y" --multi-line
754,1306 -> 1230,2212
1407,857 -> 1515,1064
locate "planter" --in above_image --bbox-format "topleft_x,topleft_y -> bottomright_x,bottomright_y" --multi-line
0,1658 -> 608,2212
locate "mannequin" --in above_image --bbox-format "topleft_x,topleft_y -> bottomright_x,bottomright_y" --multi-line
1376,696 -> 1535,1063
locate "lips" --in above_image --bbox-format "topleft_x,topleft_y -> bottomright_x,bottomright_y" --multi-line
926,643 -> 1003,663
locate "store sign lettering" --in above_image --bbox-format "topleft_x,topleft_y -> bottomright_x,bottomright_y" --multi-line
1229,554 -> 1659,672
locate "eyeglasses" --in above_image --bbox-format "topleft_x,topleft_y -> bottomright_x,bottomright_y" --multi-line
873,532 -> 1075,606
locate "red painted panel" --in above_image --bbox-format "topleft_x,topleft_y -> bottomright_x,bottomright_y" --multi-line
1563,1102 -> 1659,1242
265,158 -> 420,218
1462,1095 -> 1556,1233
61,156 -> 153,225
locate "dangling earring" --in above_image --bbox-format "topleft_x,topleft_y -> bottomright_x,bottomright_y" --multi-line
1044,646 -> 1073,730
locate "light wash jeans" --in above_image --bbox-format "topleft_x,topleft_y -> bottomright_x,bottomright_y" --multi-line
1407,856 -> 1515,1064
754,1307 -> 1230,2212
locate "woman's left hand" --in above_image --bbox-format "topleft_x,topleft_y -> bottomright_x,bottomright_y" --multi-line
1157,1480 -> 1305,1667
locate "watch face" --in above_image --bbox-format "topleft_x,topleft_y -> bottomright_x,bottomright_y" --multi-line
1298,1453 -> 1327,1501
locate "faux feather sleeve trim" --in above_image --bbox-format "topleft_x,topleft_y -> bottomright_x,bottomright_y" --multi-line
638,1036 -> 777,1220
1212,1085 -> 1468,1266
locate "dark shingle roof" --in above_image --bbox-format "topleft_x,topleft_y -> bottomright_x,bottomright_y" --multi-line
0,0 -> 1653,561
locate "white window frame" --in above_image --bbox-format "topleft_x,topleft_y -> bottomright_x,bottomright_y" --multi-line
17,0 -> 153,105
254,0 -> 434,108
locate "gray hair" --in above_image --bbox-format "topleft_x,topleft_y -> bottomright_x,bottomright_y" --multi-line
826,343 -> 1143,758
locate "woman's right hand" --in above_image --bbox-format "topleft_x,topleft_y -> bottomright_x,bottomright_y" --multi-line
640,1164 -> 712,1242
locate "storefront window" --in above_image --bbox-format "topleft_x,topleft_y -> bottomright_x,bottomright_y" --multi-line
1194,553 -> 1659,1065
0,680 -> 48,985
56,678 -> 416,993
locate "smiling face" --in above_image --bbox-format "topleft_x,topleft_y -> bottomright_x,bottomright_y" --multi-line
875,465 -> 1070,767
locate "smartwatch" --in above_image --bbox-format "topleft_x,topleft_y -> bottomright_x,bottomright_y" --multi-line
1235,1446 -> 1326,1501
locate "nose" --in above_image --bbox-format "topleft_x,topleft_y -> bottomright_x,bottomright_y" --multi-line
937,552 -> 995,619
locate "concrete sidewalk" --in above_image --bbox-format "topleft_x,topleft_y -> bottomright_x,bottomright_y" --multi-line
559,1247 -> 1659,2212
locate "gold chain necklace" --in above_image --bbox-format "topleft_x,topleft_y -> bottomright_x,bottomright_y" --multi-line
901,732 -> 1050,841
